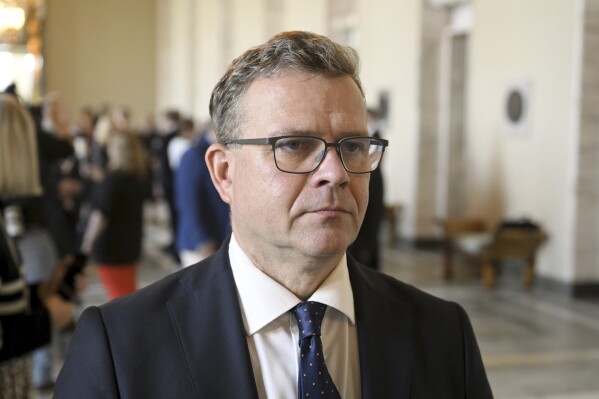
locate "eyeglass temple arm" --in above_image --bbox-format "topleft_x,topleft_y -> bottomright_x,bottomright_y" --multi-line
224,138 -> 275,145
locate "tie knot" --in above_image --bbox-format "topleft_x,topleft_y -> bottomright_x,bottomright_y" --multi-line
292,301 -> 327,340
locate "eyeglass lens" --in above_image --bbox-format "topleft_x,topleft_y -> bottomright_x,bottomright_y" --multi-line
273,137 -> 384,173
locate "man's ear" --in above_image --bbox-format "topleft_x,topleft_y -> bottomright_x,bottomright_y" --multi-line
205,143 -> 233,204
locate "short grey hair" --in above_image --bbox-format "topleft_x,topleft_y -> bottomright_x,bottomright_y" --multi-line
209,31 -> 364,143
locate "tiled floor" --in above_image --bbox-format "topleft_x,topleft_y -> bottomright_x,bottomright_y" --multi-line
380,245 -> 599,399
38,204 -> 599,398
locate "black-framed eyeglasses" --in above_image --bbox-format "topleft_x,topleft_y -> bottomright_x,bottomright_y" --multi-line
224,135 -> 389,174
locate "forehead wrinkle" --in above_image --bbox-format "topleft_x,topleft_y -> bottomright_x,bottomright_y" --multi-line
268,106 -> 366,139
242,72 -> 367,140
269,129 -> 317,137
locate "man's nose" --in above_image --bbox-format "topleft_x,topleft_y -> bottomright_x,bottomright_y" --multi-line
312,147 -> 349,185
316,146 -> 343,168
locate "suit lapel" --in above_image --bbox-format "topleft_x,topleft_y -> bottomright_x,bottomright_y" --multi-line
164,246 -> 412,398
348,259 -> 413,398
167,247 -> 259,399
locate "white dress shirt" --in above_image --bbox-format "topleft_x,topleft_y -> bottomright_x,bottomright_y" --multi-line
167,136 -> 191,170
229,234 -> 361,398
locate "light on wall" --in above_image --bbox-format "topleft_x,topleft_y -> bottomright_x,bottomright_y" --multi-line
0,4 -> 26,43
0,51 -> 14,89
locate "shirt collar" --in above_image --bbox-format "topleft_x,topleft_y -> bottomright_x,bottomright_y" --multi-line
228,234 -> 355,336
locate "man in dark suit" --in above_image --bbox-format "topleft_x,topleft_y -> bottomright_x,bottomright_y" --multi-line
55,31 -> 492,398
349,108 -> 385,270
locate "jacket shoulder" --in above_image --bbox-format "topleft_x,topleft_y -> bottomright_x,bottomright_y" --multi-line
351,261 -> 457,309
98,251 -> 230,319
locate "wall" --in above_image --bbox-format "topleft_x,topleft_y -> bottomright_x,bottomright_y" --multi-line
44,0 -> 156,124
156,0 -> 232,121
574,0 -> 599,283
155,0 -> 195,116
156,0 -> 327,123
415,4 -> 448,237
358,0 -> 422,238
467,0 -> 582,282
192,0 -> 231,122
278,0 -> 328,36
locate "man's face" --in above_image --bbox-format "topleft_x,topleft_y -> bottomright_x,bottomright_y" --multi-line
224,71 -> 369,263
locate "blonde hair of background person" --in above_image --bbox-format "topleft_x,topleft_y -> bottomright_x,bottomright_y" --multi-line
92,114 -> 113,148
106,131 -> 148,180
0,93 -> 42,198
41,92 -> 70,139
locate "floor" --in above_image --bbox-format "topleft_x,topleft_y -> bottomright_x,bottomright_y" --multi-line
380,245 -> 599,399
38,203 -> 599,398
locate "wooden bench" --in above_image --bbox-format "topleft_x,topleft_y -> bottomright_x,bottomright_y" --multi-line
439,218 -> 547,287
439,218 -> 487,280
481,227 -> 548,287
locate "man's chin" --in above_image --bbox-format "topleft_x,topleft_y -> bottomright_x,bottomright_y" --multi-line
302,232 -> 355,258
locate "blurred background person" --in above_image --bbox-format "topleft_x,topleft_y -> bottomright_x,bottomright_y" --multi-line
88,111 -> 114,181
156,110 -> 181,263
110,107 -> 131,133
348,107 -> 385,270
81,131 -> 150,300
174,126 -> 231,267
137,113 -> 161,200
167,117 -> 195,173
68,106 -> 99,247
36,93 -> 82,260
5,88 -> 80,390
0,92 -> 75,397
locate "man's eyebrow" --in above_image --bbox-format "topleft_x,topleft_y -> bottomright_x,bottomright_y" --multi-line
268,129 -> 316,137
268,129 -> 368,138
339,130 -> 368,137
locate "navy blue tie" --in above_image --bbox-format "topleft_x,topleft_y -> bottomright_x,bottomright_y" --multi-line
292,301 -> 341,398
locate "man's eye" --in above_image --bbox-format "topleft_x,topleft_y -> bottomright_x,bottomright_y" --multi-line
344,141 -> 366,153
277,139 -> 303,150
276,138 -> 321,152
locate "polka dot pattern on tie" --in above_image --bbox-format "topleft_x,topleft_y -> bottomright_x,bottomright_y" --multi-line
292,301 -> 341,398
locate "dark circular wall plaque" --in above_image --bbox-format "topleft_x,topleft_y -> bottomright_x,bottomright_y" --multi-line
507,90 -> 524,123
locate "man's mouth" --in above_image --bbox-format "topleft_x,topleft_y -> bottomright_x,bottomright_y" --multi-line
311,206 -> 351,215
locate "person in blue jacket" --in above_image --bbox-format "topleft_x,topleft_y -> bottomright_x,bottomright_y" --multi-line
174,128 -> 231,267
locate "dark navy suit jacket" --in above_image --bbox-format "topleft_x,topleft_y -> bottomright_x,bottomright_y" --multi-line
175,135 -> 230,252
54,239 -> 493,398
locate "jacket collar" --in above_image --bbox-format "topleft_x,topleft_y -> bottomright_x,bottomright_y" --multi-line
167,240 -> 260,398
348,256 -> 413,398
